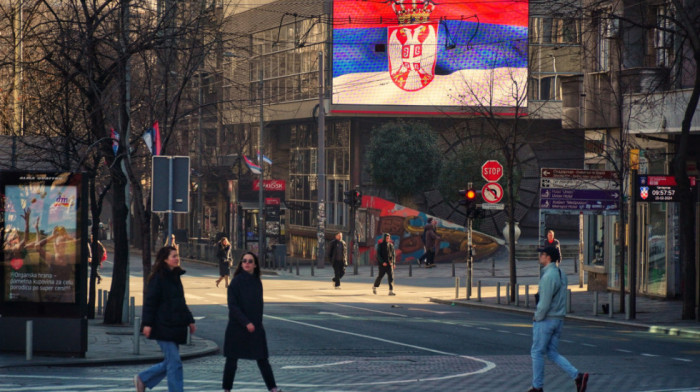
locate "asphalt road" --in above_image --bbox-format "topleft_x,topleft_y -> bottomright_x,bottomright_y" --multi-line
1,254 -> 699,391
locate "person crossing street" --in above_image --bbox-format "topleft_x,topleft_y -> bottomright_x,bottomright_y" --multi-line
328,232 -> 347,289
372,233 -> 396,296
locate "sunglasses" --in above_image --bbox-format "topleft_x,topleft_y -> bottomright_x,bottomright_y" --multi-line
242,258 -> 255,264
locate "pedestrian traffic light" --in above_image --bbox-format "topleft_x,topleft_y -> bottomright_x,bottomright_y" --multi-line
353,190 -> 362,208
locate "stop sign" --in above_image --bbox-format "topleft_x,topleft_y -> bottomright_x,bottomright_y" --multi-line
482,160 -> 503,182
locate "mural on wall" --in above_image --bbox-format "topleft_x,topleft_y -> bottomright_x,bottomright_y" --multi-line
359,196 -> 503,264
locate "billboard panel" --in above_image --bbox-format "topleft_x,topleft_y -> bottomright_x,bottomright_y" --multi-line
332,0 -> 528,109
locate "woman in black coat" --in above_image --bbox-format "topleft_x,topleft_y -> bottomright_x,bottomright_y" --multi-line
222,251 -> 282,392
134,246 -> 196,392
215,237 -> 232,288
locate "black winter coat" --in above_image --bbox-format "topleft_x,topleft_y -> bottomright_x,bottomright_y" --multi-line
223,272 -> 269,359
141,268 -> 195,344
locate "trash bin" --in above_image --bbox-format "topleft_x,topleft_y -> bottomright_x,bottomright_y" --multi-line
272,244 -> 287,269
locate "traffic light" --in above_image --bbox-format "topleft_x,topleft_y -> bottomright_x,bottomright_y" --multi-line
458,188 -> 480,218
343,190 -> 354,206
353,190 -> 362,208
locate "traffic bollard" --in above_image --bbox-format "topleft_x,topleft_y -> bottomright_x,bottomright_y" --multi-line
26,320 -> 33,361
409,262 -> 412,277
311,262 -> 314,277
506,284 -> 511,305
525,285 -> 530,308
625,295 -> 631,320
455,277 -> 460,298
452,261 -> 455,277
354,260 -> 358,276
609,292 -> 614,318
103,290 -> 109,315
477,280 -> 482,302
130,297 -> 136,325
515,284 -> 520,307
593,291 -> 598,316
296,261 -> 299,276
186,326 -> 192,345
98,289 -> 103,315
133,317 -> 141,355
497,282 -> 501,304
491,258 -> 495,277
566,290 -> 572,313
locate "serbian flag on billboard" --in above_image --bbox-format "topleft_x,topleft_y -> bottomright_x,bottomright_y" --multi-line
332,0 -> 528,108
143,121 -> 162,155
244,155 -> 262,175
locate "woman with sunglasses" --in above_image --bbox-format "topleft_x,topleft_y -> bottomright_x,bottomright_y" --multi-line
222,252 -> 283,392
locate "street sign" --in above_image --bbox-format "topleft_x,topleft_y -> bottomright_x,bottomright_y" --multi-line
479,203 -> 505,210
482,182 -> 503,203
152,156 -> 190,213
539,168 -> 618,211
636,175 -> 697,202
481,160 -> 503,182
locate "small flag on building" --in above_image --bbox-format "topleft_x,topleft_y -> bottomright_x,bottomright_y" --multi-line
244,155 -> 262,175
257,150 -> 272,165
111,128 -> 119,156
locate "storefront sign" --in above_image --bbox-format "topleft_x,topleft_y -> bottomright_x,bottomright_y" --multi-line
253,180 -> 286,192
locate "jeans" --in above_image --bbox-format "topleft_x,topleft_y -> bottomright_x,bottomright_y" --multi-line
531,319 -> 578,389
222,357 -> 277,390
373,264 -> 394,291
332,262 -> 346,287
139,340 -> 183,392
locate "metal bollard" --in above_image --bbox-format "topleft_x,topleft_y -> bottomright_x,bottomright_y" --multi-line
371,264 -> 374,277
409,262 -> 412,277
593,291 -> 598,316
452,261 -> 455,277
497,282 -> 501,304
26,320 -> 33,361
477,280 -> 482,302
609,292 -> 614,318
455,277 -> 460,298
98,289 -> 103,315
625,295 -> 631,320
566,290 -> 572,313
103,290 -> 109,316
525,285 -> 530,308
186,327 -> 192,345
296,261 -> 299,276
311,262 -> 314,277
354,260 -> 358,276
130,297 -> 136,325
506,284 -> 511,305
491,258 -> 495,277
133,316 -> 141,354
515,284 -> 520,307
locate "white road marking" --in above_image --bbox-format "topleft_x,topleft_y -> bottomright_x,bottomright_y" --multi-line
560,339 -> 574,343
582,343 -> 597,347
185,294 -> 204,300
616,349 -> 633,353
641,353 -> 659,357
672,357 -> 692,362
282,360 -> 356,369
263,314 -> 497,386
406,308 -> 460,315
319,311 -> 352,319
497,330 -> 510,334
477,327 -> 491,331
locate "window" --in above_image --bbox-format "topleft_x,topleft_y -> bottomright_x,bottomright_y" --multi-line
530,17 -> 581,44
654,4 -> 673,67
594,11 -> 611,71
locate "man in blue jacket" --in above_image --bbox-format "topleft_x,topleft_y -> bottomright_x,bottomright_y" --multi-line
528,246 -> 589,392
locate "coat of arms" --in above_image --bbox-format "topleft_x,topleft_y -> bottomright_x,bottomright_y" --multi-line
388,0 -> 438,91
640,186 -> 649,200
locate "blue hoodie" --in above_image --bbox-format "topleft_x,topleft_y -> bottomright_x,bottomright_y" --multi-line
534,263 -> 567,322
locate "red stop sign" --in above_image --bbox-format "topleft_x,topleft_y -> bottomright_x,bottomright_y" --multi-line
482,160 -> 503,182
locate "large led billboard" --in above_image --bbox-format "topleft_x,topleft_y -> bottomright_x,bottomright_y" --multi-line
332,0 -> 528,110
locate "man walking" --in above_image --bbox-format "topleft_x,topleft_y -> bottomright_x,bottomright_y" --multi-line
373,233 -> 396,296
528,246 -> 589,392
328,232 -> 347,289
424,219 -> 440,268
544,229 -> 562,266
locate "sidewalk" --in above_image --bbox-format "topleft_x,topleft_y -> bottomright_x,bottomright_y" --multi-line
0,319 -> 219,369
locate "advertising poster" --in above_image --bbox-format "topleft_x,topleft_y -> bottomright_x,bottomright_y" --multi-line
332,0 -> 528,108
2,173 -> 82,304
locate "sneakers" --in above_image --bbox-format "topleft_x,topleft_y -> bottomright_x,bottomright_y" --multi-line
575,372 -> 589,392
388,291 -> 396,296
526,387 -> 543,392
372,286 -> 377,295
335,286 -> 341,290
134,375 -> 145,392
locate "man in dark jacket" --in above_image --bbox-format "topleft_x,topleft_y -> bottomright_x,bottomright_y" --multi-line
373,233 -> 396,296
328,232 -> 347,289
545,229 -> 563,266
424,220 -> 441,268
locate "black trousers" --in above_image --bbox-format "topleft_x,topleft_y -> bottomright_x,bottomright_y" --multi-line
373,264 -> 394,291
426,249 -> 436,266
332,262 -> 346,286
222,357 -> 276,390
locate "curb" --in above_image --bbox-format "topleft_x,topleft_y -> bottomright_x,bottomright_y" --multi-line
181,256 -> 279,276
430,298 -> 700,338
0,336 -> 220,369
